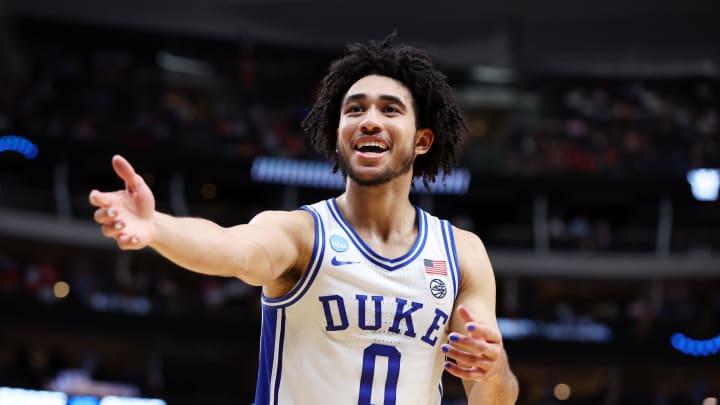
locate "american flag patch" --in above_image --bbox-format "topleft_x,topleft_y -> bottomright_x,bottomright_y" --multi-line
424,259 -> 448,276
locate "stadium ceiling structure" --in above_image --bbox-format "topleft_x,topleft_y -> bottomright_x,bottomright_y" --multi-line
3,0 -> 720,75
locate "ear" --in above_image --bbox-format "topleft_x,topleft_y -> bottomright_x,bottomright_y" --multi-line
414,128 -> 434,155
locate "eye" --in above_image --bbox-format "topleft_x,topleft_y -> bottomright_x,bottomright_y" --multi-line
344,104 -> 364,114
384,105 -> 401,114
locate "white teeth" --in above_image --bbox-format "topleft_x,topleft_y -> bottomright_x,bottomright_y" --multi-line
356,141 -> 388,150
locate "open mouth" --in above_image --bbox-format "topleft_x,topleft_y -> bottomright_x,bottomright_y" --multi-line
355,140 -> 389,155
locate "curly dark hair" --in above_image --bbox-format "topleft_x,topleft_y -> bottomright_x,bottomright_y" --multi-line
301,33 -> 470,186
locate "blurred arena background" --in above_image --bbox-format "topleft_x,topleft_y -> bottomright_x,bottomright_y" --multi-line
0,0 -> 719,404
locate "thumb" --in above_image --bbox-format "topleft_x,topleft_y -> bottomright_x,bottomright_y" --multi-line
457,304 -> 501,343
111,155 -> 143,190
456,304 -> 477,324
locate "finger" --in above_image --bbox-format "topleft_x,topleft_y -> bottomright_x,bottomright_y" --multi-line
89,190 -> 112,208
447,333 -> 500,361
93,207 -> 119,224
117,234 -> 141,249
111,155 -> 142,189
444,361 -> 489,381
466,323 -> 502,344
442,343 -> 495,369
101,221 -> 125,238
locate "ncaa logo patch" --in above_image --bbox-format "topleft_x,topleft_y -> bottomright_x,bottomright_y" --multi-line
429,279 -> 447,299
329,235 -> 349,252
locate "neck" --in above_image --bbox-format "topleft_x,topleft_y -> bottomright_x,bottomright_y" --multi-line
337,173 -> 416,240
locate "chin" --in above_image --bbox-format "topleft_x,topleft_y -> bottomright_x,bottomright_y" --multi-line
348,170 -> 397,187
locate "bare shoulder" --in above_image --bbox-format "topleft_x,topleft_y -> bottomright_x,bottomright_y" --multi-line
451,225 -> 490,266
451,225 -> 495,287
248,209 -> 317,271
239,209 -> 317,293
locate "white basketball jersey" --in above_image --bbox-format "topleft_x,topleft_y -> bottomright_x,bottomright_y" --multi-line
255,198 -> 461,405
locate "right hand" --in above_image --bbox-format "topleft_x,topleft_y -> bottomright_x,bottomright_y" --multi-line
89,155 -> 156,250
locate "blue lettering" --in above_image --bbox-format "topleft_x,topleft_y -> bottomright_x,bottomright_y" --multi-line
421,308 -> 449,346
319,295 -> 349,331
356,295 -> 383,330
389,298 -> 423,337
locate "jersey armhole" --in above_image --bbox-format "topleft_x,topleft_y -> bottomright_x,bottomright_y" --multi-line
261,205 -> 326,308
441,220 -> 461,300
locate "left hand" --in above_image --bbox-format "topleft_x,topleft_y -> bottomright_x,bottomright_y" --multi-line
442,304 -> 506,382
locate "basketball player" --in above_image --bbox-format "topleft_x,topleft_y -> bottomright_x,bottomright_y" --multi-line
89,35 -> 518,404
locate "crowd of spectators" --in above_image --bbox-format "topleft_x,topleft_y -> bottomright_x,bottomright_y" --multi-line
0,23 -> 323,162
2,21 -> 717,175
0,248 -> 260,320
473,79 -> 720,177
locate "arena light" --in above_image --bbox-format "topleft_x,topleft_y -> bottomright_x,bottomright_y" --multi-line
157,52 -> 212,76
553,383 -> 571,401
0,387 -> 67,405
0,135 -> 39,159
687,168 -> 720,201
670,332 -> 720,357
251,156 -> 345,189
99,397 -> 166,405
470,65 -> 516,84
250,156 -> 471,195
498,318 -> 612,343
68,397 -> 100,405
0,387 -> 166,405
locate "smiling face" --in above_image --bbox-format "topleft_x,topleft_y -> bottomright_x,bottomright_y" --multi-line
336,74 -> 433,187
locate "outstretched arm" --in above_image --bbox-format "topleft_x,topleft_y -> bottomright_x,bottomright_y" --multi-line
89,155 -> 314,286
444,228 -> 519,404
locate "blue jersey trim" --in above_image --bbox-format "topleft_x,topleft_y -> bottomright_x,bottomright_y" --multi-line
326,198 -> 428,271
446,222 -> 461,298
273,308 -> 286,404
262,206 -> 325,308
441,220 -> 461,299
255,306 -> 278,405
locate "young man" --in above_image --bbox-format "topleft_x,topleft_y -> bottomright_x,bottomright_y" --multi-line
89,35 -> 518,404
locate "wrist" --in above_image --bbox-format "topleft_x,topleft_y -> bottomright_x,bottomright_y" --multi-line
145,211 -> 166,248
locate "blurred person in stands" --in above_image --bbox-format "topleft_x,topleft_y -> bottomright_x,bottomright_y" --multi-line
89,34 -> 518,405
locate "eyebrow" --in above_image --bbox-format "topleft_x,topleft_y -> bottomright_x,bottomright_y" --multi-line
342,93 -> 407,109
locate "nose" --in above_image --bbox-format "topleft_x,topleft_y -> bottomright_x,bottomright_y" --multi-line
360,106 -> 383,134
